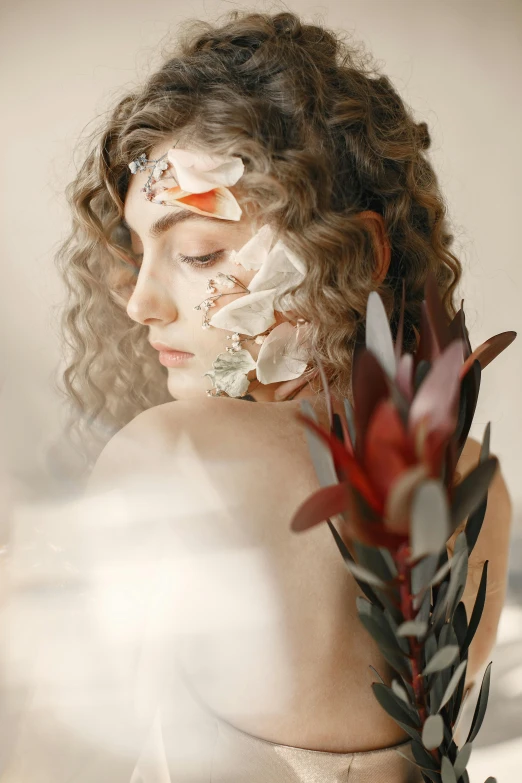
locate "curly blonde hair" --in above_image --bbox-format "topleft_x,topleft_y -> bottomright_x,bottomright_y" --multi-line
54,9 -> 462,480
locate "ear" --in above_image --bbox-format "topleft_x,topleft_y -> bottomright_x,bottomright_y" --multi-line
357,211 -> 391,284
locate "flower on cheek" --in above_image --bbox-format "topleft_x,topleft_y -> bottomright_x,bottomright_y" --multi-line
208,225 -> 306,337
201,224 -> 310,395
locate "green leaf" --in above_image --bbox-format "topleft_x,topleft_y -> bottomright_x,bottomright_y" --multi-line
423,645 -> 459,676
302,415 -> 339,487
368,665 -> 385,684
411,740 -> 439,771
397,620 -> 428,638
437,660 -> 467,712
450,457 -> 498,529
483,778 -> 497,782
446,538 -> 469,620
343,397 -> 357,449
422,714 -> 444,750
467,662 -> 493,743
465,497 -> 488,557
326,520 -> 385,610
348,561 -> 387,587
356,598 -> 406,663
366,291 -> 397,378
354,541 -> 396,582
461,561 -> 489,656
372,683 -> 421,729
429,558 -> 453,588
391,679 -> 410,704
480,422 -> 491,461
431,582 -> 449,633
441,756 -> 457,783
453,742 -> 472,779
395,719 -> 422,742
452,601 -> 468,649
411,481 -> 451,559
412,554 -> 439,596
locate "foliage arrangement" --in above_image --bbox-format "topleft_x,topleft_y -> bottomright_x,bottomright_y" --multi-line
290,272 -> 516,783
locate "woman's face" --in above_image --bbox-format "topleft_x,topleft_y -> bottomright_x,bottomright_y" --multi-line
123,140 -> 265,401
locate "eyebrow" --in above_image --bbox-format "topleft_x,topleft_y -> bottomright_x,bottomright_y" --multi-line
122,209 -> 236,238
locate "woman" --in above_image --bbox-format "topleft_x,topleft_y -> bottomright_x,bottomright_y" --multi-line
57,10 -> 512,782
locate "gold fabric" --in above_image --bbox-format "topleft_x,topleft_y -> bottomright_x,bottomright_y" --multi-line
210,715 -> 424,783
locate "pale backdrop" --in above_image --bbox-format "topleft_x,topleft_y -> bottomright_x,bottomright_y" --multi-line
1,1 -> 521,780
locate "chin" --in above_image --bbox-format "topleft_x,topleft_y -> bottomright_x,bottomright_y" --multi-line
166,375 -> 211,401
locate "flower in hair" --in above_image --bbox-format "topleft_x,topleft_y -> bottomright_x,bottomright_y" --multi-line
128,146 -> 245,221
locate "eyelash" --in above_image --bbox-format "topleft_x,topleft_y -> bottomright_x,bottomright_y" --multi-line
178,250 -> 225,268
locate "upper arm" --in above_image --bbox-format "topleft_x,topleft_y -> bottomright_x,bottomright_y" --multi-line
447,436 -> 514,684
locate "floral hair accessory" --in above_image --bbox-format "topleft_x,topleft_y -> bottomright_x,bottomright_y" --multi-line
200,224 -> 311,397
128,145 -> 245,221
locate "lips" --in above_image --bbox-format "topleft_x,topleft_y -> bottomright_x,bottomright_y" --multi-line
150,341 -> 194,354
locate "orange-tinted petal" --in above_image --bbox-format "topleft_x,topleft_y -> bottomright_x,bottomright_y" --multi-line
153,186 -> 242,221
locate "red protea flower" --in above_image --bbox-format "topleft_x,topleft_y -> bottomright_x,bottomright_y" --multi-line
290,272 -> 516,553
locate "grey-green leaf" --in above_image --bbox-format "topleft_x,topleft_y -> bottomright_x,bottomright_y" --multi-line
441,756 -> 457,783
411,480 -> 450,559
366,291 -> 397,378
480,422 -> 491,462
423,645 -> 460,675
467,662 -> 493,743
453,742 -> 472,778
372,683 -> 421,728
397,620 -> 428,638
354,541 -> 396,582
450,456 -> 498,529
345,560 -> 386,588
302,418 -> 338,487
343,397 -> 357,449
446,543 -> 469,620
422,714 -> 444,750
391,679 -> 410,704
438,660 -> 467,712
461,561 -> 489,656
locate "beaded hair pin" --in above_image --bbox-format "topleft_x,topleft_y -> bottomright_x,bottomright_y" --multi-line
128,145 -> 245,221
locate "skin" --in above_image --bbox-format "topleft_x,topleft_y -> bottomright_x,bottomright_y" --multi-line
90,139 -> 514,755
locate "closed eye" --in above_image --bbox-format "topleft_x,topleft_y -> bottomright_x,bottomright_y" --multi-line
178,250 -> 225,268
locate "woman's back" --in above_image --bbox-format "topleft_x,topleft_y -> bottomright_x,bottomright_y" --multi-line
90,394 -> 414,756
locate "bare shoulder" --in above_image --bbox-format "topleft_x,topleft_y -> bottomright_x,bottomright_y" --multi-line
86,397 -> 312,494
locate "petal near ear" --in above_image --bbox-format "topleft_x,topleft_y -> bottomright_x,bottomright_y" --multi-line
255,322 -> 308,384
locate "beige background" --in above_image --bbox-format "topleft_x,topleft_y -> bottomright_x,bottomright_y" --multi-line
1,1 -> 521,780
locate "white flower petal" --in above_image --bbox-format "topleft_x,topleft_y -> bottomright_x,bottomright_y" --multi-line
255,322 -> 309,384
167,149 -> 245,193
233,224 -> 276,271
248,240 -> 305,296
209,289 -> 277,336
203,349 -> 256,398
366,291 -> 397,378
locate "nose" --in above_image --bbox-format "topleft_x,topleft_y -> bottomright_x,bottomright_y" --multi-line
126,259 -> 179,326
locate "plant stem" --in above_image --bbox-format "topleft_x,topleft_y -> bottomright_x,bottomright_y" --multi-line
396,544 -> 439,763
